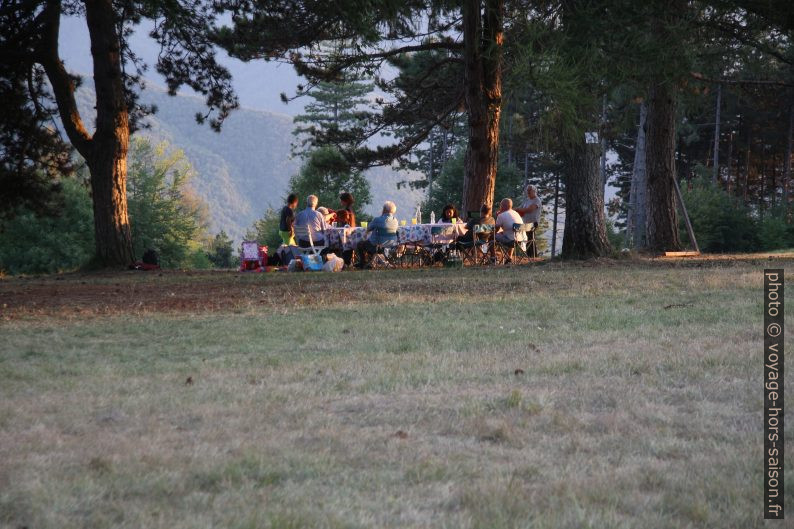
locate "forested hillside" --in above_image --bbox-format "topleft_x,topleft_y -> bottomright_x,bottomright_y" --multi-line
74,86 -> 422,241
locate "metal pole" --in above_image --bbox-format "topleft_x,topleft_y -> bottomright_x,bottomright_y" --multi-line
673,176 -> 700,253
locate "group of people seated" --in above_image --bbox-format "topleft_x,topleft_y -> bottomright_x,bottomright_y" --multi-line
277,184 -> 542,268
279,192 -> 356,247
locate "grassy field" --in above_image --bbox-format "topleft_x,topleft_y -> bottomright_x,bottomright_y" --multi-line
0,257 -> 792,528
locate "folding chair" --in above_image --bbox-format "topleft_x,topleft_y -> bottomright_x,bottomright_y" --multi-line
374,227 -> 402,268
428,224 -> 456,265
292,225 -> 327,262
239,240 -> 265,271
496,223 -> 535,264
458,224 -> 495,266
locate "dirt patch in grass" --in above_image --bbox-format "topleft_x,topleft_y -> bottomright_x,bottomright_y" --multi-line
1,255 -> 786,321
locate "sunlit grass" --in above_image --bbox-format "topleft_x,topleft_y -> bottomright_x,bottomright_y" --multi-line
0,259 -> 791,528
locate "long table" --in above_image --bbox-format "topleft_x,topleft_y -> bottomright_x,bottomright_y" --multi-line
325,223 -> 468,250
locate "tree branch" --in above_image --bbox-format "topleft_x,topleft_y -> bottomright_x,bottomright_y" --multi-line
36,0 -> 93,157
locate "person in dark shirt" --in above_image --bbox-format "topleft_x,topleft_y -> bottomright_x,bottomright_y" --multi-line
279,193 -> 298,245
440,203 -> 459,223
457,204 -> 495,244
336,192 -> 357,227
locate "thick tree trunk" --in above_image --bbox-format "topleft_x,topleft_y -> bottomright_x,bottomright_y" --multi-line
561,140 -> 611,259
84,0 -> 134,265
461,0 -> 503,215
627,102 -> 648,249
38,0 -> 134,266
645,81 -> 681,252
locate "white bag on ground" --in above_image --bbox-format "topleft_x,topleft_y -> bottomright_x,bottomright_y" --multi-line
323,253 -> 344,272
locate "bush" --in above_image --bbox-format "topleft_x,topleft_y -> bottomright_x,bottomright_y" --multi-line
0,177 -> 94,275
606,219 -> 625,250
206,230 -> 239,268
678,178 -> 757,252
289,146 -> 371,211
757,207 -> 791,251
127,138 -> 210,268
244,209 -> 283,252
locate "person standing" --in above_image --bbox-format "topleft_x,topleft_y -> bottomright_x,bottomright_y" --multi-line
279,193 -> 298,246
515,184 -> 542,225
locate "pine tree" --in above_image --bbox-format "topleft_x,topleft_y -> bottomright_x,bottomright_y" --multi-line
288,146 -> 372,212
291,77 -> 373,156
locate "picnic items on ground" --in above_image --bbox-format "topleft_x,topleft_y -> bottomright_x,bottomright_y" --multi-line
323,253 -> 345,272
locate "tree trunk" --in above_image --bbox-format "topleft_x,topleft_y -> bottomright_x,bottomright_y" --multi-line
785,104 -> 793,219
461,0 -> 503,213
645,80 -> 681,252
627,102 -> 648,249
712,83 -> 721,183
561,140 -> 611,259
551,170 -> 560,257
726,130 -> 734,194
38,0 -> 134,266
84,0 -> 134,265
743,130 -> 751,203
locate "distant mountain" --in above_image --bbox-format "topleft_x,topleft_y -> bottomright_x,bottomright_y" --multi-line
74,85 -> 424,241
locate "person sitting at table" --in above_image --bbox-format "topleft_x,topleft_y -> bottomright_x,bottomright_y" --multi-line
457,204 -> 495,244
317,206 -> 337,225
356,201 -> 399,268
439,203 -> 459,223
336,192 -> 357,227
278,193 -> 299,246
495,198 -> 526,260
294,194 -> 331,248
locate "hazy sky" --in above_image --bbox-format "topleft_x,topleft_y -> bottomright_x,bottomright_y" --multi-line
59,15 -> 306,116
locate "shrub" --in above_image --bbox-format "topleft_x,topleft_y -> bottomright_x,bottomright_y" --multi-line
678,178 -> 757,252
0,177 -> 94,275
127,138 -> 209,267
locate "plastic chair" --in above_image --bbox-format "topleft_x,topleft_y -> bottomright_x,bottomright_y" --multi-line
292,225 -> 327,261
239,240 -> 266,271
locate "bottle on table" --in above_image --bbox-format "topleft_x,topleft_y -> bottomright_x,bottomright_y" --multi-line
430,211 -> 435,224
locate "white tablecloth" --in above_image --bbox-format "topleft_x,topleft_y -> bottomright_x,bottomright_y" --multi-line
325,223 -> 468,250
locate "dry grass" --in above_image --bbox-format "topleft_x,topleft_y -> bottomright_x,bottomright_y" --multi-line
0,258 -> 791,528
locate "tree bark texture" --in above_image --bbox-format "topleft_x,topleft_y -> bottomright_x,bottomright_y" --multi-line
38,0 -> 134,266
461,0 -> 503,215
785,104 -> 793,216
645,80 -> 682,252
561,140 -> 611,259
